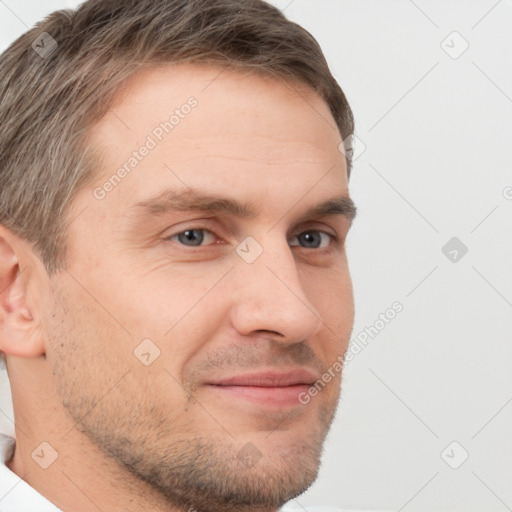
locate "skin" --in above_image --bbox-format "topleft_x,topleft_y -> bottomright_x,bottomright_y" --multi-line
0,63 -> 355,512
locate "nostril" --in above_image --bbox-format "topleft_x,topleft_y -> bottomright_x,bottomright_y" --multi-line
253,329 -> 285,339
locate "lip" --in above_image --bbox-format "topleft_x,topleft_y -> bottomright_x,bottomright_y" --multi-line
204,369 -> 319,408
206,369 -> 319,387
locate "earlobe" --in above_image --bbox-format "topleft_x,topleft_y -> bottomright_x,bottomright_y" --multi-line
0,230 -> 46,358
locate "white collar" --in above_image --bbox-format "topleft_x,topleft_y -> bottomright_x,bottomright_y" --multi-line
0,433 -> 62,511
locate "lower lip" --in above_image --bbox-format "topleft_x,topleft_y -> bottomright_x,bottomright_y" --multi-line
206,384 -> 311,408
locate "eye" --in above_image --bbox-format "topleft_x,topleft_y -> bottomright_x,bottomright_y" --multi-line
167,229 -> 216,247
289,230 -> 334,249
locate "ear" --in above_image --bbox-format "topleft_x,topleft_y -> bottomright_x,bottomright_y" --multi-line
0,226 -> 45,358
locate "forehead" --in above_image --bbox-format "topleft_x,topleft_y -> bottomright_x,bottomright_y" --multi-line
89,63 -> 342,158
82,63 -> 348,217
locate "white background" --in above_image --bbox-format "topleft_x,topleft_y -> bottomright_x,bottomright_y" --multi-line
0,1 -> 511,511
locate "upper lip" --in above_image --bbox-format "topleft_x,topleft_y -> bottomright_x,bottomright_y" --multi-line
205,369 -> 319,387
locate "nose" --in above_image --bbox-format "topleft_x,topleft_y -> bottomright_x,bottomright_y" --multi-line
229,238 -> 323,344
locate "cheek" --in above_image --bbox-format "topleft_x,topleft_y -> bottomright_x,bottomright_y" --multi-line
302,264 -> 354,358
335,268 -> 355,330
45,273 -> 155,401
107,270 -> 232,380
45,279 -> 193,426
44,287 -> 110,414
107,263 -> 229,334
304,256 -> 353,308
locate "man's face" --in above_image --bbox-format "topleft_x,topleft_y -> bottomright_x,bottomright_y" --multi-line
44,64 -> 354,511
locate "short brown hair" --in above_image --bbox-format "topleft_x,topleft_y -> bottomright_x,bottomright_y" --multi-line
0,0 -> 354,275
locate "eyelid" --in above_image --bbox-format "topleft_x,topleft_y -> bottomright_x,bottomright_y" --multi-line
161,216 -> 219,234
291,220 -> 339,239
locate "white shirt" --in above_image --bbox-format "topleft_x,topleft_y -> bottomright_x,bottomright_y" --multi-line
0,434 -> 62,511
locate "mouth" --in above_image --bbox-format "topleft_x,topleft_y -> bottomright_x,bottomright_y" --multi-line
204,369 -> 319,408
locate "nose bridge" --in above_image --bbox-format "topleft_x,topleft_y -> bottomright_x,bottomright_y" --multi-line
231,235 -> 323,341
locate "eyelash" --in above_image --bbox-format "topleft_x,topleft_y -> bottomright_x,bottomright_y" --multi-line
164,227 -> 339,250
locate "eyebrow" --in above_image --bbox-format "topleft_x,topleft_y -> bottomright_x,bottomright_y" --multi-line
127,188 -> 357,224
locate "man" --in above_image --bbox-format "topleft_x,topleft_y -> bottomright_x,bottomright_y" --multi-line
0,0 -> 356,510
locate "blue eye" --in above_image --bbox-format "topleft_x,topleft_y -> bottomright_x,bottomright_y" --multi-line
168,229 -> 216,246
167,228 -> 334,249
289,231 -> 332,249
